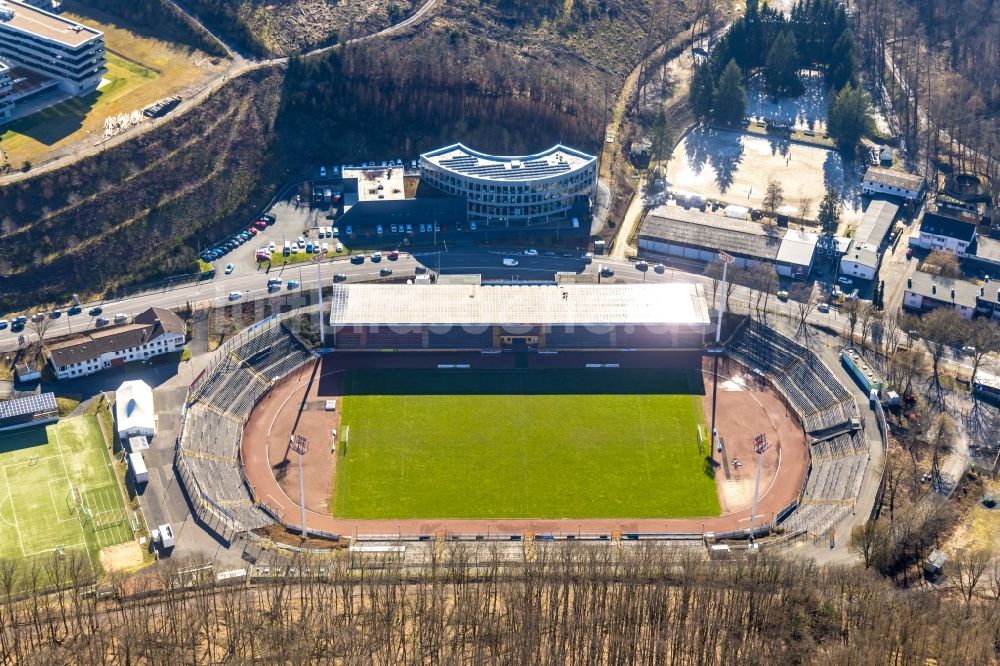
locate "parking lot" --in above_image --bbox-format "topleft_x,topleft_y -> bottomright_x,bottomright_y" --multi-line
666,127 -> 864,228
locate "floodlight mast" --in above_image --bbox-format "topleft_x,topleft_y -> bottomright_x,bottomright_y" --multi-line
749,433 -> 771,545
290,434 -> 310,539
709,251 -> 734,459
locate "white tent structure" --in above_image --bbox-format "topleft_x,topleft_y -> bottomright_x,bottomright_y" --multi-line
115,380 -> 156,439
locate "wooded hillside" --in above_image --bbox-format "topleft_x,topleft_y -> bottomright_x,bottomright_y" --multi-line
0,33 -> 603,312
0,548 -> 997,664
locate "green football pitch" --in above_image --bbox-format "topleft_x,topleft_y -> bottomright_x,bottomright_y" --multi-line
333,369 -> 720,520
0,416 -> 132,568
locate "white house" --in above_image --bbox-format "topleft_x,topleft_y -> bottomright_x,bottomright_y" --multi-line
910,210 -> 978,257
47,307 -> 185,380
902,271 -> 979,320
839,198 -> 899,281
861,166 -> 925,201
115,379 -> 156,438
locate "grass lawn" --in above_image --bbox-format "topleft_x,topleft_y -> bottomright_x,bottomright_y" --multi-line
0,416 -> 132,571
333,369 -> 719,520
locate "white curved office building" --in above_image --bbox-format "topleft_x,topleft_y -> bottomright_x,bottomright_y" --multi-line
420,143 -> 597,226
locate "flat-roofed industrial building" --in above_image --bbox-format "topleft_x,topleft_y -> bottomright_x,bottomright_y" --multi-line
638,205 -> 819,278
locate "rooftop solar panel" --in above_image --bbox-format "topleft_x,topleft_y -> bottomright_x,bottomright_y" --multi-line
0,392 -> 57,421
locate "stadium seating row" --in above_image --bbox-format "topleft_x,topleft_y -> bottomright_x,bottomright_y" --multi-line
727,322 -> 857,434
177,322 -> 315,535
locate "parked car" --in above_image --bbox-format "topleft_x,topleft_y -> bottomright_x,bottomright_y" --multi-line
68,305 -> 82,316
319,166 -> 327,177
388,251 -> 399,260
524,248 -> 539,256
95,317 -> 110,327
654,263 -> 666,274
371,251 -> 382,262
817,302 -> 830,313
334,273 -> 348,282
599,265 -> 614,277
298,236 -> 306,248
380,267 -> 393,276
470,222 -> 477,231
406,224 -> 413,233
390,224 -> 398,233
89,307 -> 103,316
287,280 -> 300,289
332,227 -> 339,237
335,242 -> 344,253
30,313 -> 45,322
267,278 -> 282,290
0,319 -> 7,330
503,258 -> 519,267
419,224 -> 427,233
345,226 -> 352,235
415,265 -> 428,274
114,313 -> 128,324
351,255 -> 364,264
376,225 -> 384,235
225,263 -> 235,274
50,309 -> 62,318
268,241 -> 276,252
777,290 -> 789,301
322,242 -> 329,253
635,260 -> 648,270
228,291 -> 242,301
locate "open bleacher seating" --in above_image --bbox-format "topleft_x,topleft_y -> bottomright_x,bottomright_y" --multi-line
727,321 -> 857,434
177,320 -> 316,536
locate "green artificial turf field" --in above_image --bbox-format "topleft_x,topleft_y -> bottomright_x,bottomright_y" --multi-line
0,416 -> 132,568
333,369 -> 719,520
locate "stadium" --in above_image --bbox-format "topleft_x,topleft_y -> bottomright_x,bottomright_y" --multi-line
174,282 -> 876,559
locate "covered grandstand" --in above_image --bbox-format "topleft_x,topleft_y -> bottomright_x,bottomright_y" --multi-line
327,283 -> 711,351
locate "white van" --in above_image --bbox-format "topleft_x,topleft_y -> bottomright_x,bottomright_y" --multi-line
503,258 -> 519,267
128,451 -> 148,484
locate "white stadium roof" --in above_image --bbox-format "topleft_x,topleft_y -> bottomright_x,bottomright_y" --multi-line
329,283 -> 710,327
420,143 -> 596,182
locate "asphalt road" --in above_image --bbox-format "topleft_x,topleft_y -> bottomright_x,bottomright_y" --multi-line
3,248 -> 993,381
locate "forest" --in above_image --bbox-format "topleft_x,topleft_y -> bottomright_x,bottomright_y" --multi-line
852,0 -> 1000,196
0,547 -> 997,664
276,34 -> 604,164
